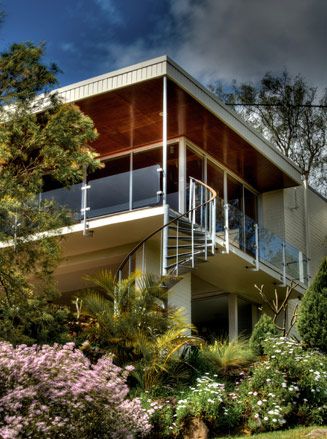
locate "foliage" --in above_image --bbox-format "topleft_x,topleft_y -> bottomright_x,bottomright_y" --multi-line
77,271 -> 201,390
0,42 -> 99,336
297,257 -> 327,352
199,338 -> 255,376
237,337 -> 327,433
210,71 -> 327,195
249,314 -> 280,356
143,375 -> 242,437
0,290 -> 71,346
0,341 -> 151,439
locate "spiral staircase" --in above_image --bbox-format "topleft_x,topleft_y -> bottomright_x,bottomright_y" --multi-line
115,177 -> 217,280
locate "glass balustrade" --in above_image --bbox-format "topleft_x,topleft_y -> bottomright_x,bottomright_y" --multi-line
216,200 -> 307,285
40,165 -> 161,222
41,183 -> 82,222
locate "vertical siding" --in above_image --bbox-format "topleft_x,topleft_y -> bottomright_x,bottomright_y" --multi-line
283,187 -> 306,254
261,186 -> 326,281
168,273 -> 192,325
260,190 -> 285,237
307,190 -> 327,277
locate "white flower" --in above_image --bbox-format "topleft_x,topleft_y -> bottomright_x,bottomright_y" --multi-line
257,400 -> 263,406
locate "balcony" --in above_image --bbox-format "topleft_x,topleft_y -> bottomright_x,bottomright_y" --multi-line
39,169 -> 308,288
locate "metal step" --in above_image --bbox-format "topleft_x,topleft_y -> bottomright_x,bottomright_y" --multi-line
168,235 -> 212,243
167,244 -> 206,249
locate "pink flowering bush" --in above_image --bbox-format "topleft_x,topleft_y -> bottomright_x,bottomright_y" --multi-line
0,342 -> 151,438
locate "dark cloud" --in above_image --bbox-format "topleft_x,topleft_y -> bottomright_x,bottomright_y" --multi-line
104,0 -> 327,88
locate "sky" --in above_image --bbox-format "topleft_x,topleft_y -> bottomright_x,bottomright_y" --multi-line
1,0 -> 326,89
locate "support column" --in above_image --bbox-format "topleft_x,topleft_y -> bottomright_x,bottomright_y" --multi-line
228,294 -> 238,341
162,76 -> 168,205
178,138 -> 186,214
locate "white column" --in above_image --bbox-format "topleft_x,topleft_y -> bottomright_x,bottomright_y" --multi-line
162,76 -> 168,205
228,294 -> 238,341
178,138 -> 186,213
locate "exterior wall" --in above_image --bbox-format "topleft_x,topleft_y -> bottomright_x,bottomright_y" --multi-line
168,273 -> 192,325
283,187 -> 306,254
260,189 -> 285,237
307,189 -> 327,277
260,186 -> 326,281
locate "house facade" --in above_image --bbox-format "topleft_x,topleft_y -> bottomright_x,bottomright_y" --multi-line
42,56 -> 326,340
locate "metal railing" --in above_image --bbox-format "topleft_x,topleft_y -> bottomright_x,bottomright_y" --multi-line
115,177 -> 217,280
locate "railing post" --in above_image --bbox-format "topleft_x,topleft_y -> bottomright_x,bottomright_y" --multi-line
282,242 -> 286,286
254,223 -> 259,271
191,180 -> 196,268
204,189 -> 208,260
211,197 -> 216,255
224,203 -> 230,254
176,220 -> 179,275
188,178 -> 193,222
162,203 -> 169,275
299,251 -> 304,283
81,167 -> 91,236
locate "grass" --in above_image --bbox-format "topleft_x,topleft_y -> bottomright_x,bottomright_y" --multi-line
217,426 -> 327,439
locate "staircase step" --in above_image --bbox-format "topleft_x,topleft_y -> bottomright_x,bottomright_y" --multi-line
168,236 -> 212,243
167,244 -> 206,249
168,226 -> 206,235
166,249 -> 206,260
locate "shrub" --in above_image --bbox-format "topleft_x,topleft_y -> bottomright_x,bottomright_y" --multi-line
249,314 -> 279,355
236,337 -> 327,433
157,374 -> 241,437
199,338 -> 255,376
0,342 -> 151,438
297,257 -> 327,352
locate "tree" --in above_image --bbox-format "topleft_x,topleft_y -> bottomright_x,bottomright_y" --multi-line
0,42 -> 99,343
76,271 -> 200,389
210,71 -> 327,195
297,257 -> 327,352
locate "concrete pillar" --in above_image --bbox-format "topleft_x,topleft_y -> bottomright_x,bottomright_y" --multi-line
228,293 -> 238,341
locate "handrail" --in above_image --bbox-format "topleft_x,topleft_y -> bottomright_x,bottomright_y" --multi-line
114,177 -> 217,280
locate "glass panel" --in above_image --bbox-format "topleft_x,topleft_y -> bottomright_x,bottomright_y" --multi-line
244,214 -> 256,257
207,162 -> 224,233
258,227 -> 284,272
186,147 -> 204,215
88,155 -> 130,218
186,147 -> 204,182
285,242 -> 300,280
244,188 -> 257,222
42,183 -> 82,222
132,148 -> 161,209
227,176 -> 243,211
228,203 -> 244,249
167,144 -> 179,210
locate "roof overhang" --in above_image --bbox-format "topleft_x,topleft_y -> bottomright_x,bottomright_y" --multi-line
55,56 -> 302,191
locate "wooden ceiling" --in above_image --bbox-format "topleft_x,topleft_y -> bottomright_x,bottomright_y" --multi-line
77,78 -> 297,192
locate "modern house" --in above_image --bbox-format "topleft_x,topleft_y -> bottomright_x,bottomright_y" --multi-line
42,56 -> 326,340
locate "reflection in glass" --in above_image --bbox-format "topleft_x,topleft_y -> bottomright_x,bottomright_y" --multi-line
42,183 -> 82,222
88,155 -> 130,217
132,148 -> 161,209
167,144 -> 179,210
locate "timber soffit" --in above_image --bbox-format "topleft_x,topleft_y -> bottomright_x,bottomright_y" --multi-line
55,55 -> 303,186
